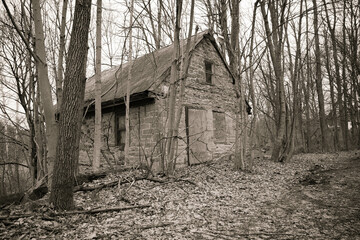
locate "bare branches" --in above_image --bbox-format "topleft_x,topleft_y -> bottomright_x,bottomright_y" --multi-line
1,0 -> 41,64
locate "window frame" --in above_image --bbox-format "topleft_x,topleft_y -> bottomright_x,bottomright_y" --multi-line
204,60 -> 213,85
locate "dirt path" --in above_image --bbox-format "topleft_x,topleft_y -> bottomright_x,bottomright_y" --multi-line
1,151 -> 359,239
265,152 -> 360,239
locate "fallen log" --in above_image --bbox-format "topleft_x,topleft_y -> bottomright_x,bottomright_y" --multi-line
74,176 -> 197,193
0,172 -> 108,207
56,205 -> 151,216
74,172 -> 107,185
0,205 -> 151,221
74,176 -> 147,192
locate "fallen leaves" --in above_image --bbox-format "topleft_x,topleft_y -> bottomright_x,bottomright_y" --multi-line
0,150 -> 359,239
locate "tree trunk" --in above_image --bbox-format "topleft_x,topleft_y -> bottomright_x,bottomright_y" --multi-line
125,0 -> 134,165
157,0 -> 162,49
93,0 -> 102,171
285,0 -> 303,159
32,0 -> 59,187
260,1 -> 287,162
304,1 -> 311,152
230,0 -> 246,170
166,0 -> 182,175
56,0 -> 68,107
50,0 -> 92,210
248,1 -> 259,170
170,0 -> 196,169
341,1 -> 349,150
324,31 -> 338,151
313,0 -> 328,152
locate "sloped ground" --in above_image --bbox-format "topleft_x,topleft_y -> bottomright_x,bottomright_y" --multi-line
1,151 -> 359,239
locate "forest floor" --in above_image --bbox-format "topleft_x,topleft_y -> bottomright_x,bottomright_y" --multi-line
1,150 -> 359,239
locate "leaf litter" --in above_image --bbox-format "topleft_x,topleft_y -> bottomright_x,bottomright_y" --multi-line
1,150 -> 359,239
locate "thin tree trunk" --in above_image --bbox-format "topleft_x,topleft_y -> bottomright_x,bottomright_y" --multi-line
157,0 -> 162,49
21,6 -> 40,184
93,0 -> 102,171
125,0 -> 134,165
304,1 -> 311,152
324,31 -> 338,151
313,0 -> 328,152
170,0 -> 195,169
50,0 -> 92,210
260,1 -> 287,162
348,0 -> 360,147
32,0 -> 59,188
248,1 -> 259,169
166,0 -> 182,175
341,1 -> 349,150
285,0 -> 303,159
56,0 -> 68,107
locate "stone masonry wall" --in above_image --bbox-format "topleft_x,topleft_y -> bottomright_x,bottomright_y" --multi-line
80,36 -> 238,172
178,37 -> 237,161
80,102 -> 165,171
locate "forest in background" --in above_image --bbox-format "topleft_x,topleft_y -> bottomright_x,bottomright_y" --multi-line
0,0 -> 359,210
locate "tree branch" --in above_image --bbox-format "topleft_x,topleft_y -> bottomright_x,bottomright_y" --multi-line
0,162 -> 29,168
1,0 -> 43,64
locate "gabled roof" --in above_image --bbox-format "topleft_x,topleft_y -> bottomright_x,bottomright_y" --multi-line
84,30 -> 235,105
85,31 -> 206,103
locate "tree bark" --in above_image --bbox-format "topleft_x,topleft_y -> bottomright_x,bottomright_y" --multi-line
324,31 -> 338,151
170,0 -> 196,170
50,0 -> 92,210
125,0 -> 134,165
248,1 -> 259,169
166,0 -> 182,175
285,0 -> 303,159
260,1 -> 287,162
341,1 -> 349,150
32,0 -> 59,187
56,0 -> 68,107
313,0 -> 328,152
230,0 -> 246,170
93,0 -> 102,171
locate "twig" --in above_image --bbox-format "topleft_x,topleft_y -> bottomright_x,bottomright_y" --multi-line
56,205 -> 150,216
135,222 -> 172,230
209,230 -> 308,237
146,177 -> 197,186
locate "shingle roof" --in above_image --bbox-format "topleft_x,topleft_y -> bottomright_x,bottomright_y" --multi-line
84,30 -> 210,104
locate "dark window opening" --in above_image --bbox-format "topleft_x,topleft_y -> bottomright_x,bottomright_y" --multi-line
116,114 -> 126,150
205,61 -> 213,84
213,111 -> 226,143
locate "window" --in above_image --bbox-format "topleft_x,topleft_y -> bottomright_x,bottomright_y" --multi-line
116,114 -> 126,150
204,61 -> 213,84
213,111 -> 226,143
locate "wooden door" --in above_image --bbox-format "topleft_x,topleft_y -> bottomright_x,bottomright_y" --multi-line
186,108 -> 210,165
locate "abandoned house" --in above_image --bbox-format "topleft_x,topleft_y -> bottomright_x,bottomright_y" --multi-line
81,30 -> 250,171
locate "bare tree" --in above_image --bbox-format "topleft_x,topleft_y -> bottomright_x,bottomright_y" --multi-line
260,0 -> 288,162
50,0 -> 92,210
313,0 -> 328,152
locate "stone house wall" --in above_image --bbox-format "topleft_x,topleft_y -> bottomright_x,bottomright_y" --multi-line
80,37 -> 237,171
